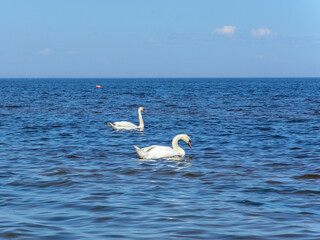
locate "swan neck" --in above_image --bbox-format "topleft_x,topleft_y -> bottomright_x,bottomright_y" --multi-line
172,136 -> 185,155
138,108 -> 144,128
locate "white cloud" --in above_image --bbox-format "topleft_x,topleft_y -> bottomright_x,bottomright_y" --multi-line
37,48 -> 52,55
253,55 -> 265,60
213,26 -> 236,36
251,28 -> 272,37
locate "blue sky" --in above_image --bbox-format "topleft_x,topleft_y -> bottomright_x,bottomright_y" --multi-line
1,0 -> 320,78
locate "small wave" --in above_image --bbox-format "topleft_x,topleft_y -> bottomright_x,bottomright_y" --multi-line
256,127 -> 272,131
243,187 -> 282,194
290,147 -> 301,150
66,154 -> 80,159
293,190 -> 320,195
237,199 -> 264,206
271,233 -> 310,239
263,162 -> 290,167
183,172 -> 203,178
272,134 -> 287,139
0,230 -> 29,239
122,169 -> 138,175
4,105 -> 24,108
265,180 -> 283,184
22,125 -> 38,130
294,155 -> 310,159
152,169 -> 178,176
7,179 -> 79,188
93,216 -> 114,223
287,118 -> 310,123
59,133 -> 72,137
293,174 -> 320,180
165,104 -> 178,107
299,211 -> 315,215
46,168 -> 71,176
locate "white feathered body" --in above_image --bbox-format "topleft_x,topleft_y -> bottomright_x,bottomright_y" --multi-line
134,134 -> 191,160
107,121 -> 138,130
107,107 -> 145,130
134,145 -> 185,159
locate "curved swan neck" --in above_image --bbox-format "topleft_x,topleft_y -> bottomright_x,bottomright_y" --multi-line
172,135 -> 185,155
138,108 -> 144,128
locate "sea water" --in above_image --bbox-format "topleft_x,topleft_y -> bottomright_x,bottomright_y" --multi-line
1,78 -> 320,239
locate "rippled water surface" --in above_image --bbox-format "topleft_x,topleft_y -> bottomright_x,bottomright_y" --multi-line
1,78 -> 320,239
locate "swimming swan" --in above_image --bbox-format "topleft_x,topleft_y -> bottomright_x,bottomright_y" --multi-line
134,134 -> 191,159
107,107 -> 146,130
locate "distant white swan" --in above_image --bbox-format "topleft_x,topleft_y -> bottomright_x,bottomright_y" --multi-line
107,107 -> 146,130
134,134 -> 191,159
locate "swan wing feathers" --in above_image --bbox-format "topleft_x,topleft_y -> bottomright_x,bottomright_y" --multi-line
135,145 -> 180,159
110,121 -> 138,130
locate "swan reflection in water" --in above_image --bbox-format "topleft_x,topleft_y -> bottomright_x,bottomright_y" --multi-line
137,156 -> 193,171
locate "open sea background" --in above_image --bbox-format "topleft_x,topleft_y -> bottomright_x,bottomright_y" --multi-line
1,78 -> 320,239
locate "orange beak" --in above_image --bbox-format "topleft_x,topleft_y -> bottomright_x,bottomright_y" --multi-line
188,141 -> 191,148
143,109 -> 146,114
96,85 -> 102,88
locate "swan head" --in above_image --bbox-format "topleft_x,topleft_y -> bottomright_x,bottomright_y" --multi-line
139,107 -> 146,114
178,134 -> 191,148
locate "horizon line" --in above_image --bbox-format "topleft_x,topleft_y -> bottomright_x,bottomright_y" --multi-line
0,76 -> 319,80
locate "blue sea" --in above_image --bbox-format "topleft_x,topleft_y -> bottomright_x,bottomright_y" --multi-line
1,78 -> 320,239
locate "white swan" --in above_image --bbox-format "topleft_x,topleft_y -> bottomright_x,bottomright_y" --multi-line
134,134 -> 191,159
107,107 -> 146,130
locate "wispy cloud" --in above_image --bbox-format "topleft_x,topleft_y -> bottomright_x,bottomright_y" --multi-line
251,28 -> 272,37
213,26 -> 236,36
253,55 -> 265,60
148,37 -> 159,43
37,48 -> 52,55
168,32 -> 194,41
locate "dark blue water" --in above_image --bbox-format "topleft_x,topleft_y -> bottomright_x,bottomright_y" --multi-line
1,78 -> 320,239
